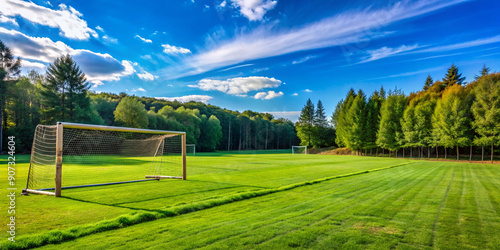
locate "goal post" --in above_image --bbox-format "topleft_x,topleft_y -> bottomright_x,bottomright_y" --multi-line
186,144 -> 196,156
23,122 -> 187,197
292,146 -> 308,155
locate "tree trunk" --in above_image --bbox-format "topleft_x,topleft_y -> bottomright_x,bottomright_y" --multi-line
428,146 -> 430,159
482,145 -> 484,164
492,142 -> 494,164
265,123 -> 268,150
403,148 -> 405,158
376,147 -> 378,157
456,145 -> 459,162
436,146 -> 439,160
411,147 -> 413,159
227,120 -> 231,151
445,147 -> 447,160
469,145 -> 472,163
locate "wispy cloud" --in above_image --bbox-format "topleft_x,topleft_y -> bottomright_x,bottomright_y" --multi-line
254,90 -> 283,100
95,26 -> 104,32
304,89 -> 312,93
0,14 -> 18,26
292,55 -> 317,65
137,71 -> 158,81
292,93 -> 298,96
132,87 -> 146,92
415,35 -> 500,53
135,35 -> 152,43
162,0 -> 467,79
188,76 -> 282,95
369,65 -> 445,80
162,44 -> 191,55
230,0 -> 277,21
0,0 -> 97,40
155,95 -> 213,103
219,63 -> 254,72
360,44 -> 419,63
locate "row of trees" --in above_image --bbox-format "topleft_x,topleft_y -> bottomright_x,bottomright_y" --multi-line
296,99 -> 335,148
0,40 -> 298,153
332,64 -> 499,162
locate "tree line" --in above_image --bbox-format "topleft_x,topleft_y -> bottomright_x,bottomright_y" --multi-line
0,40 -> 298,153
329,64 -> 499,163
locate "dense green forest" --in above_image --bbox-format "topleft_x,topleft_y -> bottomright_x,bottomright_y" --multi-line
324,64 -> 500,162
0,40 -> 297,153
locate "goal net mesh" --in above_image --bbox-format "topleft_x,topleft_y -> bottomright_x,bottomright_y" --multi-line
27,125 -> 183,191
292,146 -> 307,154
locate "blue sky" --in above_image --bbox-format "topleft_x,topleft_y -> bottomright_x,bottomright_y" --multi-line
1,0 -> 499,121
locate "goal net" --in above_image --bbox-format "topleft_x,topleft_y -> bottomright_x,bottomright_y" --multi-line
292,146 -> 308,155
23,122 -> 186,197
186,144 -> 196,156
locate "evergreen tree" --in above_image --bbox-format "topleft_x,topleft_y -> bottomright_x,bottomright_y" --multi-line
376,89 -> 406,154
314,100 -> 328,128
41,54 -> 92,123
345,90 -> 366,153
0,40 -> 21,153
401,105 -> 419,153
432,84 -> 472,161
297,98 -> 315,147
472,73 -> 500,163
365,90 -> 383,150
443,64 -> 466,86
334,89 -> 356,147
414,99 -> 435,158
313,100 -> 329,147
475,65 -> 491,80
423,75 -> 433,91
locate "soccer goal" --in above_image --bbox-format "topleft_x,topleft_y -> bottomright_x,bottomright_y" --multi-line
292,146 -> 308,155
186,144 -> 196,156
23,122 -> 186,197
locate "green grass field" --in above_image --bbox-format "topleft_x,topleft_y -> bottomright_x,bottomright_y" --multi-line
1,151 -> 500,249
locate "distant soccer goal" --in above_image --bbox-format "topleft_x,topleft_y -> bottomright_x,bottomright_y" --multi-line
292,146 -> 308,155
186,144 -> 196,156
23,122 -> 186,197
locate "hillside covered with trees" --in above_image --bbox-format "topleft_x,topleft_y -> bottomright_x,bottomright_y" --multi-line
0,40 -> 297,153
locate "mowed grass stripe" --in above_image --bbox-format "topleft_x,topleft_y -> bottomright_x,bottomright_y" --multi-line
253,164 -> 442,249
37,163 -> 441,249
0,161 -> 411,249
190,163 -> 429,248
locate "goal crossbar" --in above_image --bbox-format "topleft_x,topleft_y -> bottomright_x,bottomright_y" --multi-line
24,122 -> 187,197
292,146 -> 308,155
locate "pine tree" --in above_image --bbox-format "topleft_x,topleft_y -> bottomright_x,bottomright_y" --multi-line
345,90 -> 366,153
313,100 -> 328,147
376,88 -> 406,154
0,40 -> 21,154
432,84 -> 472,161
365,91 -> 382,150
472,73 -> 500,163
443,64 -> 466,86
297,98 -> 315,147
41,54 -> 92,123
475,65 -> 491,80
423,75 -> 433,91
334,89 -> 356,147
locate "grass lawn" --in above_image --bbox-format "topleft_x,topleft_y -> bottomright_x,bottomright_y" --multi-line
1,151 -> 499,249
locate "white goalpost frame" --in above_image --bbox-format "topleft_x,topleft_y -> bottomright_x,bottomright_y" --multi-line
23,122 -> 187,197
186,144 -> 196,156
292,146 -> 308,155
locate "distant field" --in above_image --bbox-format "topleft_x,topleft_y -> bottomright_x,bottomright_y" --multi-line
1,151 -> 499,249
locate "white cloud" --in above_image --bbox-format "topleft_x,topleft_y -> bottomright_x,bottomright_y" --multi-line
135,35 -> 152,43
102,35 -> 118,43
137,71 -> 158,81
0,0 -> 97,40
360,44 -> 419,63
95,26 -> 104,32
173,0 -> 467,78
292,55 -> 317,65
21,59 -> 46,72
231,0 -> 277,21
0,28 -> 134,86
162,44 -> 191,55
304,89 -> 312,93
292,93 -> 298,96
189,76 -> 282,95
414,35 -> 500,53
219,63 -> 253,72
263,111 -> 301,122
254,90 -> 283,100
219,1 -> 227,8
0,14 -> 18,26
155,95 -> 213,104
132,87 -> 146,92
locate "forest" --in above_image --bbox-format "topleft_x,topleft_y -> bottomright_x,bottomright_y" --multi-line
298,64 -> 499,162
0,40 -> 297,153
